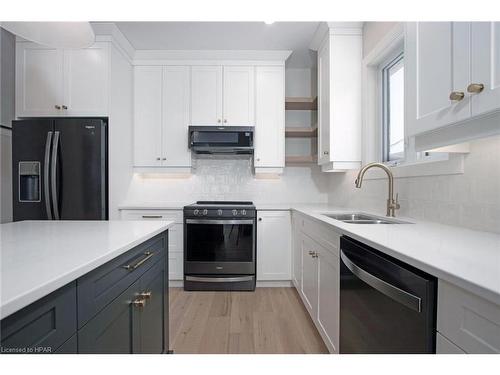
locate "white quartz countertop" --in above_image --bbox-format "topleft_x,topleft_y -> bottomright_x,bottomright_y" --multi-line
0,220 -> 174,319
292,205 -> 500,306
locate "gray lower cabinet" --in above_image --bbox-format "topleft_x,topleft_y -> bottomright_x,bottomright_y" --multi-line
0,231 -> 169,354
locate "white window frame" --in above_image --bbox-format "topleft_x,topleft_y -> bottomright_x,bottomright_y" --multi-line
361,23 -> 466,180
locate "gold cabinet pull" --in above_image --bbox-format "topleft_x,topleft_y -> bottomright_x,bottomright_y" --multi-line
55,105 -> 61,110
138,291 -> 152,299
467,83 -> 484,94
449,91 -> 465,101
62,105 -> 68,110
131,298 -> 146,308
123,251 -> 154,271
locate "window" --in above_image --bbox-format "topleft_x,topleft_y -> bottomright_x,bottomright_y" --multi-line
381,52 -> 405,163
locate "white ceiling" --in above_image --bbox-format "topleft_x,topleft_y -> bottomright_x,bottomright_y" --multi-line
114,22 -> 320,68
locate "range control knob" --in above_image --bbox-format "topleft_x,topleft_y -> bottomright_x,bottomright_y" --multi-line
203,209 -> 208,216
232,209 -> 238,216
241,209 -> 247,216
217,209 -> 223,216
194,209 -> 199,216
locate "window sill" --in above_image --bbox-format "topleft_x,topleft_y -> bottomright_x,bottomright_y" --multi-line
362,153 -> 465,180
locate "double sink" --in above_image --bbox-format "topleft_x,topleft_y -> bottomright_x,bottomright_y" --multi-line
321,212 -> 411,225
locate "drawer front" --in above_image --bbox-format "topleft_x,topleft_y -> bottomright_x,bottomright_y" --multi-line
1,282 -> 77,353
121,209 -> 183,223
302,217 -> 340,257
437,280 -> 500,353
436,333 -> 466,354
77,232 -> 167,328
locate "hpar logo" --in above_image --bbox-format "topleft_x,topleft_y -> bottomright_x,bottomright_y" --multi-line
34,346 -> 52,353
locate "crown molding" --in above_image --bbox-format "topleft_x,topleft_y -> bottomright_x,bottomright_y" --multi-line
309,22 -> 364,51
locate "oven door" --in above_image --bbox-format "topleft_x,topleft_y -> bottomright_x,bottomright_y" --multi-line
184,219 -> 256,275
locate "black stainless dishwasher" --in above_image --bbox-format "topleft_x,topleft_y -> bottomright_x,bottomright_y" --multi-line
340,236 -> 437,353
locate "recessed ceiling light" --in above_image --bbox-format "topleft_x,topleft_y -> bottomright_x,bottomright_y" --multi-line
264,21 -> 275,25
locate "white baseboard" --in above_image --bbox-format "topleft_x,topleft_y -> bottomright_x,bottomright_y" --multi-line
169,280 -> 184,287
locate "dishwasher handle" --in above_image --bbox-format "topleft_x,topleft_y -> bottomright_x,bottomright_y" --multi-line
340,250 -> 422,312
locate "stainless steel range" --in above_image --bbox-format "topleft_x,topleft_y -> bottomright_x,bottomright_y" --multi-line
183,201 -> 256,291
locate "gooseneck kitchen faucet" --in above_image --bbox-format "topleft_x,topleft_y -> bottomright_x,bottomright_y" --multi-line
355,162 -> 400,217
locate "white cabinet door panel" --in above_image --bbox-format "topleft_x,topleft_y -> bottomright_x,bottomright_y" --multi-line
133,66 -> 163,167
169,251 -> 184,280
291,213 -> 303,289
301,236 -> 318,316
16,44 -> 63,116
317,39 -> 331,164
254,66 -> 285,168
63,43 -> 109,116
223,66 -> 255,126
256,211 -> 291,281
436,333 -> 466,354
471,22 -> 500,116
406,22 -> 471,137
162,66 -> 191,167
190,66 -> 222,125
317,246 -> 339,353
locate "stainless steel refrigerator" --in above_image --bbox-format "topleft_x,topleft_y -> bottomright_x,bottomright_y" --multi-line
12,118 -> 108,221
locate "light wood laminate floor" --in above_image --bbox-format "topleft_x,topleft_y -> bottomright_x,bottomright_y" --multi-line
169,287 -> 328,354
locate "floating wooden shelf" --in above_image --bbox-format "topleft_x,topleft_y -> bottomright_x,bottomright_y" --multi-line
285,97 -> 318,110
285,126 -> 318,138
285,155 -> 317,164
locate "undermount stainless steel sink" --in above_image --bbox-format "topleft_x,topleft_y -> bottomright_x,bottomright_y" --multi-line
321,213 -> 411,224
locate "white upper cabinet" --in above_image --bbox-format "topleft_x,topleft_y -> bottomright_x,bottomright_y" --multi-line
190,65 -> 255,126
16,42 -> 109,117
470,22 -> 500,117
190,66 -> 223,125
314,24 -> 362,172
16,44 -> 63,116
256,210 -> 291,281
62,44 -> 109,116
133,66 -> 163,167
162,66 -> 191,168
406,22 -> 500,139
223,66 -> 255,126
133,65 -> 191,170
254,66 -> 285,172
405,22 -> 471,137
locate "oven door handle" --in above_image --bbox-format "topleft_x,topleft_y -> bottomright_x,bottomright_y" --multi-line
340,250 -> 422,313
185,276 -> 254,283
186,219 -> 255,225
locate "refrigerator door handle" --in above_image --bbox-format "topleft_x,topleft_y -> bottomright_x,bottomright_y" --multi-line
51,131 -> 60,220
44,131 -> 53,220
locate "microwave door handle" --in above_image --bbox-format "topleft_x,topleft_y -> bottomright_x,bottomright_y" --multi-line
44,131 -> 53,220
340,250 -> 422,312
51,131 -> 60,220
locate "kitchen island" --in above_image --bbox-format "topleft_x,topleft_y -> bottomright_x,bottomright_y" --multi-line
0,220 -> 174,354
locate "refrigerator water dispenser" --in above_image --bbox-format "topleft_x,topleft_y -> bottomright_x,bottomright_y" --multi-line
19,161 -> 41,202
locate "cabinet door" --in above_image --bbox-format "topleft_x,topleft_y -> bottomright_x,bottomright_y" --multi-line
254,66 -> 285,168
301,236 -> 318,316
470,22 -> 500,117
406,22 -> 471,137
317,39 -> 331,164
133,66 -> 163,167
78,278 -> 140,354
256,210 -> 291,281
162,66 -> 191,167
190,66 -> 223,125
136,260 -> 166,353
223,66 -> 255,126
291,214 -> 303,289
317,246 -> 339,353
62,43 -> 109,116
16,43 -> 63,116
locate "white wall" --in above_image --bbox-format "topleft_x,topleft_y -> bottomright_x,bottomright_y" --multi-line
126,156 -> 330,204
362,22 -> 399,58
0,28 -> 15,223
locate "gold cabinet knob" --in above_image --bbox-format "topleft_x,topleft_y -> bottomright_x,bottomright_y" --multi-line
62,105 -> 68,110
323,151 -> 329,155
467,83 -> 484,94
223,119 -> 227,123
138,291 -> 152,299
55,105 -> 61,110
217,119 -> 221,123
449,91 -> 465,101
156,157 -> 161,161
131,298 -> 146,308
